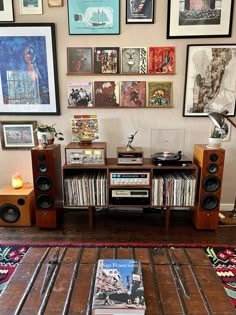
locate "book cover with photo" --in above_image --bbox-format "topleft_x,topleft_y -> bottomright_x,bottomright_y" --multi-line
94,47 -> 120,74
120,81 -> 146,107
68,81 -> 93,107
148,47 -> 175,74
91,259 -> 146,315
121,47 -> 147,74
94,81 -> 120,107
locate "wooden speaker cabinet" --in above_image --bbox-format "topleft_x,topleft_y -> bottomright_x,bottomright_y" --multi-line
31,144 -> 62,228
0,183 -> 35,227
192,144 -> 225,230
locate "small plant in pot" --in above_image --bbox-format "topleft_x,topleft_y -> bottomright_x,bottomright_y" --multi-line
36,123 -> 64,146
208,126 -> 222,148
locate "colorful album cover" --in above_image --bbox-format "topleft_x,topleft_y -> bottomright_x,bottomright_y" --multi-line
68,81 -> 93,107
67,47 -> 93,74
120,81 -> 146,107
94,47 -> 119,74
71,114 -> 99,142
94,81 -> 120,107
147,81 -> 173,107
148,47 -> 175,74
121,47 -> 147,74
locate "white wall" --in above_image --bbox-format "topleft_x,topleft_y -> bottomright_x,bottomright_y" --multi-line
0,0 -> 235,210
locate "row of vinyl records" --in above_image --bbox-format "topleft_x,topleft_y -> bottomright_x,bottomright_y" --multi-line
64,171 -> 196,207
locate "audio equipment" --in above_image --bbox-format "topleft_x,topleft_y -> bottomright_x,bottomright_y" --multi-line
110,188 -> 150,205
192,144 -> 225,230
110,171 -> 150,186
117,147 -> 143,165
31,144 -> 62,229
0,183 -> 35,227
65,142 -> 106,165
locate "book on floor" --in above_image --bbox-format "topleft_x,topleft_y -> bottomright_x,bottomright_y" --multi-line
91,259 -> 146,315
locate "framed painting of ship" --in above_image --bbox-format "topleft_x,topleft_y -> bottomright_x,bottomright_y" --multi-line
67,0 -> 120,35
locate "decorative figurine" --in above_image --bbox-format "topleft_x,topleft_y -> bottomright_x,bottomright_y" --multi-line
126,130 -> 138,151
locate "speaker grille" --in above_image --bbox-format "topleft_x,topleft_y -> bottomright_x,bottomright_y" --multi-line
36,194 -> 54,209
202,176 -> 221,192
35,176 -> 52,191
201,195 -> 219,210
0,204 -> 20,223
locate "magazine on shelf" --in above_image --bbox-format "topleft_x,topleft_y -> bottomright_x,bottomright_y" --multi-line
91,259 -> 146,315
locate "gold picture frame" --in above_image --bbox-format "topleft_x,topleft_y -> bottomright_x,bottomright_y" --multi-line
48,0 -> 63,7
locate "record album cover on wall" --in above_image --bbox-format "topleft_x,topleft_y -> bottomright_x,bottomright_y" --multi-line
94,81 -> 119,107
94,47 -> 120,74
67,47 -> 93,75
120,81 -> 146,107
121,47 -> 148,74
68,81 -> 93,107
147,81 -> 173,107
148,47 -> 175,74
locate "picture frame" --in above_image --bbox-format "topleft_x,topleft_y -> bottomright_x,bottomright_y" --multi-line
126,0 -> 154,24
0,0 -> 14,22
67,0 -> 120,35
0,121 -> 37,150
148,47 -> 175,74
183,44 -> 236,117
147,81 -> 173,107
48,0 -> 63,7
167,0 -> 234,39
68,81 -> 93,107
94,47 -> 120,74
20,0 -> 43,15
0,23 -> 60,115
67,47 -> 93,75
121,47 -> 148,74
120,81 -> 146,107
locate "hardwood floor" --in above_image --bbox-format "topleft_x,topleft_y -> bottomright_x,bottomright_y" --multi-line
1,208 -> 236,245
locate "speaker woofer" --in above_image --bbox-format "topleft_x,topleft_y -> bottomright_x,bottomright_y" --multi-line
201,195 -> 219,210
36,194 -> 54,209
0,204 -> 20,223
202,176 -> 221,192
35,176 -> 52,191
207,163 -> 219,174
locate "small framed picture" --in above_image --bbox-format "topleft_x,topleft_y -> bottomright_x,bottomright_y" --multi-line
67,47 -> 93,75
121,47 -> 148,74
148,47 -> 175,74
94,81 -> 119,107
68,81 -> 93,107
0,1 -> 14,22
48,0 -> 63,7
20,0 -> 43,15
147,81 -> 173,107
94,47 -> 120,74
126,0 -> 154,24
0,121 -> 37,150
120,81 -> 146,107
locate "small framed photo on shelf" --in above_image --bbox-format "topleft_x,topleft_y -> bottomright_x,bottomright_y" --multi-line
120,81 -> 146,107
68,0 -> 120,35
0,121 -> 37,150
48,0 -> 63,7
147,81 -> 173,107
94,81 -> 119,107
0,1 -> 14,22
126,0 -> 154,24
121,47 -> 148,74
183,44 -> 236,117
68,81 -> 93,107
67,47 -> 93,75
20,0 -> 43,14
148,47 -> 175,74
94,47 -> 120,74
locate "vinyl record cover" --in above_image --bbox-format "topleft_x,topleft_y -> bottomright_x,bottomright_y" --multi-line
148,47 -> 175,74
120,81 -> 146,107
121,47 -> 147,74
68,81 -> 93,107
94,81 -> 120,107
94,47 -> 120,74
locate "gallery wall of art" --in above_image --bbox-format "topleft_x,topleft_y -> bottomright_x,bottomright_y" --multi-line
0,0 -> 235,209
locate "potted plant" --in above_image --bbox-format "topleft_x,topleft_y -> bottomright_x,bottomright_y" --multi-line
36,123 -> 64,145
208,125 -> 222,148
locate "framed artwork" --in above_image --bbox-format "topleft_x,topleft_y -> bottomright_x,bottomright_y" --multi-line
148,47 -> 175,74
167,0 -> 234,39
121,47 -> 148,74
94,81 -> 119,107
0,23 -> 60,115
120,81 -> 146,107
67,47 -> 93,75
48,0 -> 63,7
0,1 -> 14,22
94,47 -> 120,74
0,121 -> 37,149
67,0 -> 120,35
147,81 -> 173,107
183,44 -> 236,117
20,0 -> 43,15
126,0 -> 154,24
68,81 -> 93,107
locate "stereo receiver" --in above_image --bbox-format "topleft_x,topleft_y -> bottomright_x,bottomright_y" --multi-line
110,189 -> 150,205
117,147 -> 143,165
65,142 -> 106,165
110,171 -> 150,186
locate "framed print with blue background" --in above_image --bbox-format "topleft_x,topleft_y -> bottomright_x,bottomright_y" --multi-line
67,0 -> 120,35
0,23 -> 60,115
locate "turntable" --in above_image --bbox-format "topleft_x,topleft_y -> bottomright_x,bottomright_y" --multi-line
151,151 -> 192,166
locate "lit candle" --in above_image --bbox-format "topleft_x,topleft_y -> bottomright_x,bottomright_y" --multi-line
12,173 -> 23,189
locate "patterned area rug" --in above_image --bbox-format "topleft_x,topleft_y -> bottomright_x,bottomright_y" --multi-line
0,243 -> 236,307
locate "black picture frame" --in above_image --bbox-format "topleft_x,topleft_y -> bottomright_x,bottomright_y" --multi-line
126,0 -> 154,24
167,0 -> 234,39
183,44 -> 236,117
0,23 -> 60,115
